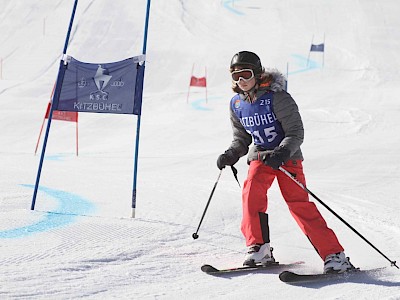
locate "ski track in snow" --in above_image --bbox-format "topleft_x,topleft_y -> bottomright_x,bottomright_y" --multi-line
1,0 -> 400,299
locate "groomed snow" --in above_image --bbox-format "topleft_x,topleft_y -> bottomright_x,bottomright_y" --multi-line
1,0 -> 399,299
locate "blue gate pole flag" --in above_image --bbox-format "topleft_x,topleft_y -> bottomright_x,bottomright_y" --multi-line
31,0 -> 151,218
307,33 -> 325,67
310,43 -> 325,52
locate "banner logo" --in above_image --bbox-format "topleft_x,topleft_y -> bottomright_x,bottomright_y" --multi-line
90,65 -> 112,101
111,78 -> 125,87
78,77 -> 90,88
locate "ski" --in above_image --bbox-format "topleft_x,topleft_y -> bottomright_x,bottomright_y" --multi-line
201,261 -> 304,275
279,267 -> 385,284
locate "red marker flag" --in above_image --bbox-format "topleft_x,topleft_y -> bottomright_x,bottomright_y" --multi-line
190,76 -> 207,87
35,102 -> 79,155
44,102 -> 78,122
187,64 -> 208,103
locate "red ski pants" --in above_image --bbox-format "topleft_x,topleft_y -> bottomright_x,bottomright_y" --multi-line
241,160 -> 344,260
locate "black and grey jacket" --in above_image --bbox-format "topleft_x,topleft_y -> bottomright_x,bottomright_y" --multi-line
227,69 -> 304,163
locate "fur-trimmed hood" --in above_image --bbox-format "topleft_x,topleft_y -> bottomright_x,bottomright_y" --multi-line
260,68 -> 287,93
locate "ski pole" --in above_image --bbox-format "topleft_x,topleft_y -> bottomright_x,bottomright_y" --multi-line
192,169 -> 223,239
279,166 -> 399,269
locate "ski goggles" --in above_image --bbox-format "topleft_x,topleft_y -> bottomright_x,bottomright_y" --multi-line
231,69 -> 255,83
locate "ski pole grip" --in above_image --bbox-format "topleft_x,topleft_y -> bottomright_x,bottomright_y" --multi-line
278,166 -> 304,189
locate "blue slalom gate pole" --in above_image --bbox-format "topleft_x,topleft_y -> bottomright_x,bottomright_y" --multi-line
131,0 -> 151,218
31,0 -> 79,210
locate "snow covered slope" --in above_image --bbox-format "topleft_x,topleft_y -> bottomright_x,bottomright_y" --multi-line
0,0 -> 399,299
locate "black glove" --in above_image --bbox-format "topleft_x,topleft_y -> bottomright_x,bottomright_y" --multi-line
262,146 -> 291,170
217,149 -> 239,170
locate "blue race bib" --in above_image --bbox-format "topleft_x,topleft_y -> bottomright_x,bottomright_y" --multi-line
231,92 -> 284,149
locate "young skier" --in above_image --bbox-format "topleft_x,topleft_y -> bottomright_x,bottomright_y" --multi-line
217,51 -> 355,274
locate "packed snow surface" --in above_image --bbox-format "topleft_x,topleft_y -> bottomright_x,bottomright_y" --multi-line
1,0 -> 399,299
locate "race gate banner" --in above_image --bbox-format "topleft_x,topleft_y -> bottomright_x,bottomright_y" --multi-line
54,55 -> 145,115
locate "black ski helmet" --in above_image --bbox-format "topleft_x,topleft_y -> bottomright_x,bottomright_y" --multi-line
230,51 -> 263,75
